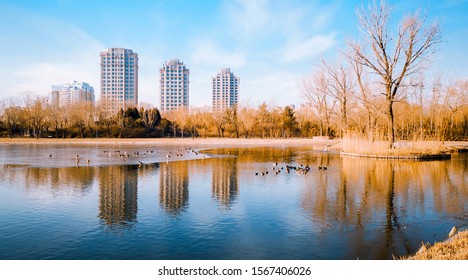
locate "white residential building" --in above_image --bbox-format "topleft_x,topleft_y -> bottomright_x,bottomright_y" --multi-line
160,59 -> 189,112
100,48 -> 138,114
212,68 -> 239,111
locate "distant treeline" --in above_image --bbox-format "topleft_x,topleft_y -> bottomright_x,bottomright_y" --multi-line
0,90 -> 466,141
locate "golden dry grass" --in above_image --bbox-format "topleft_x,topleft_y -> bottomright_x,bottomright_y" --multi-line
341,138 -> 451,157
401,230 -> 468,260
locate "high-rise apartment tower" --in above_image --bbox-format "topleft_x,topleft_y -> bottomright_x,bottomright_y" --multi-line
100,48 -> 138,114
160,59 -> 189,111
212,68 -> 239,111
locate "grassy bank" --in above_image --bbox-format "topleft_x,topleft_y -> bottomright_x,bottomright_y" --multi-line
340,139 -> 455,159
401,230 -> 468,260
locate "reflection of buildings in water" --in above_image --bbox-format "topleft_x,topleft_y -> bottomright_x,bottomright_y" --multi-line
159,161 -> 189,215
137,162 -> 159,177
211,158 -> 238,208
98,165 -> 138,226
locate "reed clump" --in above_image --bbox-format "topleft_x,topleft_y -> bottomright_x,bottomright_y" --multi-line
340,138 -> 451,158
400,230 -> 468,260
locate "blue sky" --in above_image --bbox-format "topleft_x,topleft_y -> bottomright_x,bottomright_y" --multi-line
0,0 -> 467,108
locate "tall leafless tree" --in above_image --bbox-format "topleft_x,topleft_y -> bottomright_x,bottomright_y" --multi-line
347,0 -> 441,147
301,68 -> 334,137
323,60 -> 354,137
440,79 -> 467,141
238,106 -> 258,139
3,106 -> 22,138
348,51 -> 383,141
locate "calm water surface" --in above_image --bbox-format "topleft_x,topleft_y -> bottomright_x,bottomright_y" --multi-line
0,144 -> 466,259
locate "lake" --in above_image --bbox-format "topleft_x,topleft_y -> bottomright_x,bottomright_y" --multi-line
0,144 -> 466,259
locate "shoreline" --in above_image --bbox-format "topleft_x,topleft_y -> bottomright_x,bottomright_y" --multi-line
0,137 -> 339,150
0,138 -> 466,159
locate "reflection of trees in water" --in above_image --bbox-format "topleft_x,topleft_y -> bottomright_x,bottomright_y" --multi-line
427,160 -> 465,215
203,147 -> 299,164
301,156 -> 466,259
159,161 -> 189,216
1,166 -> 95,193
98,165 -> 138,227
211,157 -> 238,209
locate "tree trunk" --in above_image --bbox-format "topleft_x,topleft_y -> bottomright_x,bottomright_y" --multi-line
319,121 -> 324,137
367,113 -> 373,142
387,100 -> 395,148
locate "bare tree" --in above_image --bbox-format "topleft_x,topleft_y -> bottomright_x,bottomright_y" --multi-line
348,52 -> 383,141
166,108 -> 190,138
23,97 -> 48,139
212,110 -> 227,138
301,69 -> 334,137
238,106 -> 257,139
3,106 -> 22,138
440,79 -> 467,141
323,60 -> 354,137
98,106 -> 115,138
224,105 -> 240,138
347,0 -> 441,147
49,104 -> 62,138
256,103 -> 271,138
78,102 -> 97,138
269,107 -> 282,138
70,103 -> 88,138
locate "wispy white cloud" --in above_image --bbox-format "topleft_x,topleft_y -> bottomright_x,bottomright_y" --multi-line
224,0 -> 269,36
281,34 -> 337,62
13,63 -> 84,94
191,39 -> 246,68
240,70 -> 302,106
0,6 -> 104,100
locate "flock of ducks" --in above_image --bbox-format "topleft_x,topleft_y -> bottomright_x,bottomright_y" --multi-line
255,162 -> 328,176
165,148 -> 199,159
48,153 -> 91,166
102,150 -> 155,157
102,147 -> 201,165
48,147 -> 201,166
